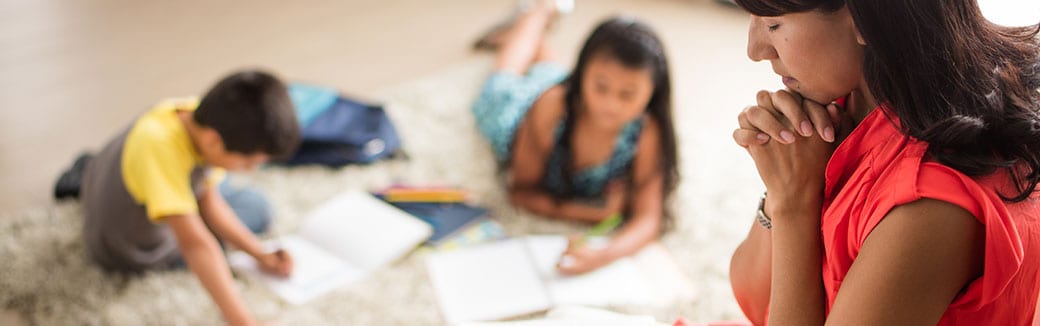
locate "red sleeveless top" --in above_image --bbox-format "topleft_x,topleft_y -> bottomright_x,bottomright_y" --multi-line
821,107 -> 1040,324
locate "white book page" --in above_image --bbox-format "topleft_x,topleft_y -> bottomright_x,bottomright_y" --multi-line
630,242 -> 697,305
297,190 -> 432,270
523,235 -> 654,307
426,239 -> 552,324
228,235 -> 364,305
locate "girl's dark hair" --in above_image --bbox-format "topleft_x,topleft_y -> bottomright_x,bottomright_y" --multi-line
734,0 -> 1040,202
560,16 -> 680,225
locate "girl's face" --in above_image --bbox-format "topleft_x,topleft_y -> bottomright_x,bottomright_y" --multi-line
747,7 -> 866,104
580,54 -> 656,128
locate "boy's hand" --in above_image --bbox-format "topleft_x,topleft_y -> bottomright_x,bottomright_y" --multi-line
257,249 -> 293,278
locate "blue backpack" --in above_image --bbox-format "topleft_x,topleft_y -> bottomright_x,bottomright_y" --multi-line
281,83 -> 402,166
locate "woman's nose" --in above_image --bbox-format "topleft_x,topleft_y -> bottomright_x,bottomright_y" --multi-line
747,17 -> 778,62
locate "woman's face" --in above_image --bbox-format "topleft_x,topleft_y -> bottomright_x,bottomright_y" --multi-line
746,7 -> 866,104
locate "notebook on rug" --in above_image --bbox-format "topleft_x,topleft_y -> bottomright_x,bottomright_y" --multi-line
385,201 -> 490,246
426,235 -> 694,324
228,190 -> 432,305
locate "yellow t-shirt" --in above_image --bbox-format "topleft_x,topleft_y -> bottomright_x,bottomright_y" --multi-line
121,97 -> 226,222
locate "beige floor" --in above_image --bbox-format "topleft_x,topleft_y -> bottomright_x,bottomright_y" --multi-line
0,0 -> 754,324
0,0 -> 752,215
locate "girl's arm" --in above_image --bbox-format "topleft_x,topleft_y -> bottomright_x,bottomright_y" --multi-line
509,186 -> 625,222
824,199 -> 982,325
558,118 -> 665,274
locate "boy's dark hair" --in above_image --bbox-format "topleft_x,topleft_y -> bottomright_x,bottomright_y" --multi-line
194,69 -> 300,159
734,0 -> 1040,202
561,16 -> 680,229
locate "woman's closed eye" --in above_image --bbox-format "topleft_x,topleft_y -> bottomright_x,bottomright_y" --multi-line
768,24 -> 780,32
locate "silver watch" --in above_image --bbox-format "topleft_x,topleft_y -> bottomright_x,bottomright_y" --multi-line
756,192 -> 772,230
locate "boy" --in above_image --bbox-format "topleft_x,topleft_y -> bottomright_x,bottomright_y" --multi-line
80,70 -> 299,325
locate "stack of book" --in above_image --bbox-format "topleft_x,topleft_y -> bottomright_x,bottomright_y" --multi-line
374,186 -> 505,249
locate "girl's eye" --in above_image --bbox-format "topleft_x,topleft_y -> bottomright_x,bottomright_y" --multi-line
768,24 -> 780,32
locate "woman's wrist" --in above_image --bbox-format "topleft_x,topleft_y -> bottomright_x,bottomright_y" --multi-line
763,192 -> 823,222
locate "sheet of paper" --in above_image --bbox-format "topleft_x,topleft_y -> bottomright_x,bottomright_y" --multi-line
523,235 -> 654,307
228,235 -> 364,305
426,239 -> 552,324
631,242 -> 698,305
298,190 -> 432,270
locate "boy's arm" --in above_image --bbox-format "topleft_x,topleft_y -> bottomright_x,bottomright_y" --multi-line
198,186 -> 292,277
197,186 -> 267,259
166,213 -> 254,326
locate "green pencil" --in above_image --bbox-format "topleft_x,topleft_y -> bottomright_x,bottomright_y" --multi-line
587,213 -> 623,237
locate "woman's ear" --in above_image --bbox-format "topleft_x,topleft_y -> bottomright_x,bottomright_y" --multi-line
855,28 -> 866,46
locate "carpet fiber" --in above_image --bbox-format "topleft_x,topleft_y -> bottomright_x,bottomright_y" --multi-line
0,57 -> 763,325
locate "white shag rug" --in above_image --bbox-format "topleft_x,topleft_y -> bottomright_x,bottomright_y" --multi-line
0,57 -> 764,325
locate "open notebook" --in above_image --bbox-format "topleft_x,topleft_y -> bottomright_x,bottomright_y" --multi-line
228,190 -> 432,305
426,235 -> 694,324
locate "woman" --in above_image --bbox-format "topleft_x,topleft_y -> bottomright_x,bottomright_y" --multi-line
727,0 -> 1040,324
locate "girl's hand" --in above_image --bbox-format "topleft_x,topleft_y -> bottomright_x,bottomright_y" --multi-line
258,249 -> 293,278
557,234 -> 613,275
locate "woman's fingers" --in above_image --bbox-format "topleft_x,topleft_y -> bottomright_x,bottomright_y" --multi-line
734,128 -> 770,148
743,104 -> 796,144
770,90 -> 813,138
802,99 -> 836,142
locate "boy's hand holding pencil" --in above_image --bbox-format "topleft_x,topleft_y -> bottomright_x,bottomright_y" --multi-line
258,248 -> 294,278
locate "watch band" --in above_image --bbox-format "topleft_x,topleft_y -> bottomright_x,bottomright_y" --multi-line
756,192 -> 772,230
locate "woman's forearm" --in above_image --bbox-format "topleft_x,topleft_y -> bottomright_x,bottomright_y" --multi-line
731,217 -> 773,326
767,202 -> 826,326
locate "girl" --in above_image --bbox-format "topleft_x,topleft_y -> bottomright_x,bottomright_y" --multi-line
727,0 -> 1040,324
472,4 -> 679,275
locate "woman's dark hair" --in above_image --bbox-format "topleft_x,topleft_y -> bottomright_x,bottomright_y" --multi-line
560,16 -> 680,226
734,0 -> 1040,202
194,69 -> 301,160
